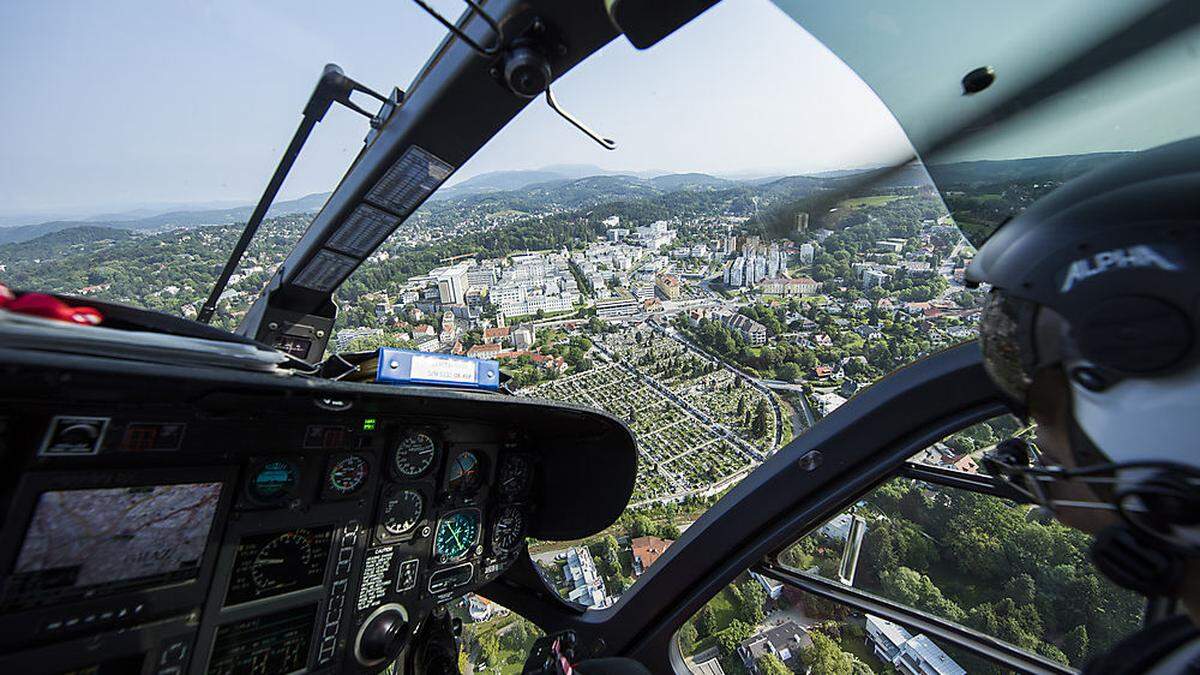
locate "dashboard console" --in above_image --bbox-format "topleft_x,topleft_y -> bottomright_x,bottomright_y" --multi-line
0,348 -> 637,674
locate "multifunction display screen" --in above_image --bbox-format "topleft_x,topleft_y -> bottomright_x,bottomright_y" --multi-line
206,604 -> 317,675
4,482 -> 223,609
225,527 -> 334,606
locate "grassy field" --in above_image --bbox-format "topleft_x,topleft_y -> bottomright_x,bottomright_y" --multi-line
838,195 -> 908,208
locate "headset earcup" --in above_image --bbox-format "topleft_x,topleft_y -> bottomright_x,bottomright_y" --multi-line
1074,296 -> 1192,374
1089,525 -> 1185,596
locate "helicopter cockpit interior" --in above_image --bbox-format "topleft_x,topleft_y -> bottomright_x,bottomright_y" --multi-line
1,1 -> 1198,674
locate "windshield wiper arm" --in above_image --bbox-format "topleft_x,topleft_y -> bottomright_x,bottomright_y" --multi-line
198,64 -> 393,324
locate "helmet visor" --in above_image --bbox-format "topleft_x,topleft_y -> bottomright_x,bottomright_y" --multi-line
978,290 -> 1037,412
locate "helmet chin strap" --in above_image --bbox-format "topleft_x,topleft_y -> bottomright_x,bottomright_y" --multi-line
1068,419 -> 1197,597
986,428 -> 1200,598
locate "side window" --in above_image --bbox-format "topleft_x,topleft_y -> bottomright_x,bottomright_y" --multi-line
908,414 -> 1030,474
677,417 -> 1146,674
453,595 -> 544,673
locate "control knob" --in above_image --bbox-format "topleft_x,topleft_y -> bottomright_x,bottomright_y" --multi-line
355,603 -> 410,667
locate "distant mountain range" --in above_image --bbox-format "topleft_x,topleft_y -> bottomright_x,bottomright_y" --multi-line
0,153 -> 1131,246
0,192 -> 332,246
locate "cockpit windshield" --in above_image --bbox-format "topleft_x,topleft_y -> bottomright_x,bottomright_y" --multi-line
773,0 -> 1200,245
1,0 -> 1191,624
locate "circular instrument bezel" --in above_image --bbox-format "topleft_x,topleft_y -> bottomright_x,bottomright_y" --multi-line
391,431 -> 439,479
246,458 -> 301,505
445,450 -> 485,495
490,504 -> 526,557
381,487 -> 425,538
498,453 -> 534,498
326,454 -> 369,496
433,508 -> 481,564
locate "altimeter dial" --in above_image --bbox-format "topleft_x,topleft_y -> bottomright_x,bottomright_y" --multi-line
490,505 -> 526,556
393,432 -> 437,478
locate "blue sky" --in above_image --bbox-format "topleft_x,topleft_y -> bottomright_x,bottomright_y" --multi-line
0,0 -> 910,215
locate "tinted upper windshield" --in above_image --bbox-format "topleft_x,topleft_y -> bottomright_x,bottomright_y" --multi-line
775,0 -> 1200,246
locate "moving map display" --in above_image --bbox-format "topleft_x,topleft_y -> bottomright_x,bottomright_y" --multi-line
5,482 -> 223,609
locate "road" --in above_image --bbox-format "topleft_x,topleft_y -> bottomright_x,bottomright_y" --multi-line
760,379 -> 816,427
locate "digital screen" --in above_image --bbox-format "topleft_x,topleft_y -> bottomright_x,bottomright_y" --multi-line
225,527 -> 334,607
207,605 -> 317,675
4,483 -> 223,610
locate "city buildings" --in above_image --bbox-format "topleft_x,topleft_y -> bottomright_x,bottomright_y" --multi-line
655,274 -> 681,300
630,536 -> 673,576
737,621 -> 811,674
432,262 -> 470,304
596,298 -> 642,320
862,268 -> 890,289
562,547 -> 609,608
865,615 -> 965,675
721,243 -> 789,288
760,277 -> 819,297
721,312 -> 768,346
334,327 -> 382,351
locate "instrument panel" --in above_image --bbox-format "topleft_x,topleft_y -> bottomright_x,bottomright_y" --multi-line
0,347 -> 636,675
0,406 -> 553,674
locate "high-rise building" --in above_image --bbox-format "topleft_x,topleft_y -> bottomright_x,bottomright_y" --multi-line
799,242 -> 815,265
796,212 -> 809,232
433,263 -> 470,304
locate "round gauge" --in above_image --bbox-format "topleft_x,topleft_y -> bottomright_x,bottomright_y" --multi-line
393,432 -> 437,478
381,488 -> 424,537
251,530 -> 316,590
434,509 -> 481,563
498,455 -> 533,497
327,455 -> 368,496
490,505 -> 526,556
249,460 -> 299,503
446,451 -> 483,494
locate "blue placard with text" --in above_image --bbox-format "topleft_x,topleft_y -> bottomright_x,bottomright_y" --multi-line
375,348 -> 500,391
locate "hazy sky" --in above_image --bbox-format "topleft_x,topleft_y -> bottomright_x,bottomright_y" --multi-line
5,0 -> 1194,217
0,0 -> 911,215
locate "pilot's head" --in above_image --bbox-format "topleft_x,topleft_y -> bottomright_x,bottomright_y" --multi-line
966,137 -> 1200,613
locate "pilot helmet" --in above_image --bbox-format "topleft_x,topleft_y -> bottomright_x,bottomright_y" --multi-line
966,136 -> 1200,595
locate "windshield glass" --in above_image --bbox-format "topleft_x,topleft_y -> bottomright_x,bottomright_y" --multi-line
0,0 -> 445,329
773,0 -> 1200,245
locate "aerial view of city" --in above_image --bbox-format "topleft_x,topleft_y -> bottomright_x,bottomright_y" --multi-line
0,156 -> 1141,674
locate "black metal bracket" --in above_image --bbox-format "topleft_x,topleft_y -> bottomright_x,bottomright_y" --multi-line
197,64 -> 395,325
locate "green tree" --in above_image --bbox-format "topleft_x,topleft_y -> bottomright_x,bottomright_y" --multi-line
1063,625 -> 1089,665
879,567 -> 965,623
677,622 -> 699,654
777,362 -> 802,382
752,399 -> 769,437
755,654 -> 791,675
715,619 -> 753,656
738,578 -> 767,625
801,631 -> 873,674
695,606 -> 718,638
478,631 -> 501,667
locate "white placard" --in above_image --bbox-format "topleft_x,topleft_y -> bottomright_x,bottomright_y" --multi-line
410,355 -> 477,384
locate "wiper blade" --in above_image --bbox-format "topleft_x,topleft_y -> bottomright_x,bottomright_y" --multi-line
198,64 -> 393,324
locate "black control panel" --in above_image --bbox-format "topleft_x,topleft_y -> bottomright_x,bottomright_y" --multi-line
0,349 -> 636,674
0,407 -> 537,674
